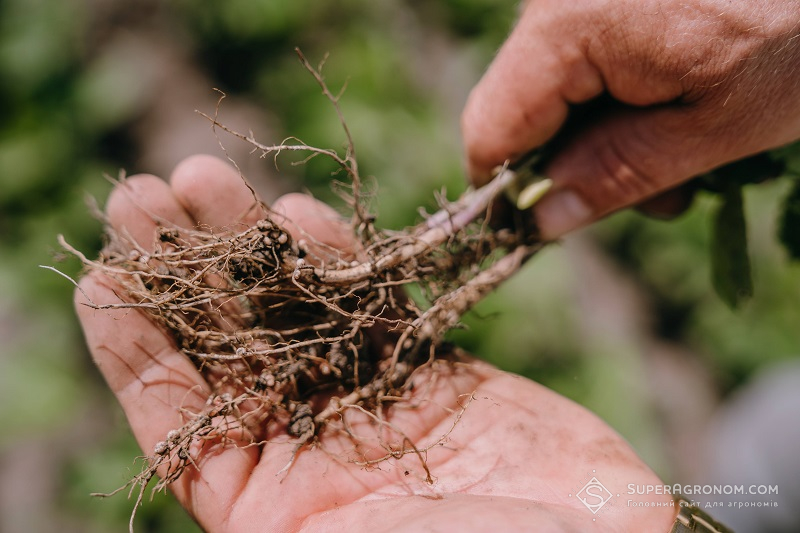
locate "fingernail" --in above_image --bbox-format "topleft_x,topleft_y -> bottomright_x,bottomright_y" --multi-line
534,189 -> 593,239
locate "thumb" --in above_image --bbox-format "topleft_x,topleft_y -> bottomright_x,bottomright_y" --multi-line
533,105 -> 743,239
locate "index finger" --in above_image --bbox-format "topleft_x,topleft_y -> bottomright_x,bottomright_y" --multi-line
461,3 -> 604,183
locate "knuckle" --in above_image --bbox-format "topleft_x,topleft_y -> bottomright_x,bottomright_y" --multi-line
576,130 -> 670,215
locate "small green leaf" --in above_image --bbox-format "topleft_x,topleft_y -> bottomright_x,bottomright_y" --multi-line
778,178 -> 800,260
710,184 -> 753,309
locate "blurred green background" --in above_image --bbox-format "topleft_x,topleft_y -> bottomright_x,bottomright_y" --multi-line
1,1 -> 798,531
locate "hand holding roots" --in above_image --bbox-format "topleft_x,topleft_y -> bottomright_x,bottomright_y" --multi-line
62,52 -> 550,528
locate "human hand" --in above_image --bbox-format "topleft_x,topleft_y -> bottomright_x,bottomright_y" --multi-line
76,155 -> 674,531
462,0 -> 800,238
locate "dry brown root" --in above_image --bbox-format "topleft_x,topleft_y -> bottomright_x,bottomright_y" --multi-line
58,50 -> 550,527
65,163 -> 543,512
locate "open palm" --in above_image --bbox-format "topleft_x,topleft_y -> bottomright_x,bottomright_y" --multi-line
76,155 -> 673,532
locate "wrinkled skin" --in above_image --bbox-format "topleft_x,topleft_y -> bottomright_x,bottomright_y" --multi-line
76,155 -> 675,532
462,0 -> 800,238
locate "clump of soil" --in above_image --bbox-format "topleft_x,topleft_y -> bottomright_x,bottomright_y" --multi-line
60,51 -> 548,527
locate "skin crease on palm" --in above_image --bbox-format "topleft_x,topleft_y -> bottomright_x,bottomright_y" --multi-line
76,156 -> 675,532
462,0 -> 800,239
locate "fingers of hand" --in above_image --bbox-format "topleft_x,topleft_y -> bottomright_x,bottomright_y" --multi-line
169,155 -> 357,264
76,274 -> 258,525
635,185 -> 697,220
533,108 -> 709,238
80,163 -> 261,521
461,1 -> 604,184
463,0 -> 800,238
75,273 -> 210,449
271,192 -> 360,265
83,174 -> 210,442
170,154 -> 268,228
106,174 -> 195,252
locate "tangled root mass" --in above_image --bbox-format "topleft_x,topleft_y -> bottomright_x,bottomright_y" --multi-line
59,51 -> 547,526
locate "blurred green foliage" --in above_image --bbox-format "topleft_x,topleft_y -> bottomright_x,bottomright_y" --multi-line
1,0 -> 798,531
